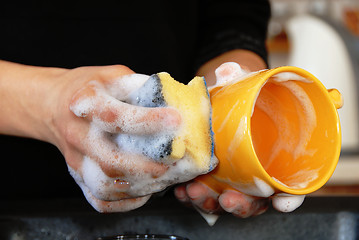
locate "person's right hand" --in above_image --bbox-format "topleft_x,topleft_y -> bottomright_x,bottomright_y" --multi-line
43,65 -> 183,212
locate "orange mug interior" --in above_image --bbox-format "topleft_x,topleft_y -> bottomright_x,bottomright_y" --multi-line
250,74 -> 340,191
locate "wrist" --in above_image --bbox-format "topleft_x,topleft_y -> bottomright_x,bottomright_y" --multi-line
0,60 -> 67,142
28,65 -> 69,144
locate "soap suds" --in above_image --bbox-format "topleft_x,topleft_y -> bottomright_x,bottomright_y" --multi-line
70,81 -> 103,118
253,177 -> 275,197
254,73 -> 318,188
82,156 -> 122,201
68,73 -> 216,212
209,62 -> 259,92
271,72 -> 310,83
214,62 -> 248,87
213,68 -> 320,197
194,206 -> 220,226
272,193 -> 305,212
114,133 -> 173,160
276,168 -> 320,189
76,122 -> 213,203
214,175 -> 274,198
280,81 -> 317,160
108,74 -> 149,101
70,96 -> 96,118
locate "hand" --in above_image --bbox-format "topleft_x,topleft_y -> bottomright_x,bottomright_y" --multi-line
174,182 -> 269,218
175,181 -> 305,219
46,65 -> 182,212
1,61 -> 217,213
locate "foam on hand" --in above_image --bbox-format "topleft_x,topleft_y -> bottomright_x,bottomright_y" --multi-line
111,72 -> 217,197
68,72 -> 217,213
214,62 -> 249,87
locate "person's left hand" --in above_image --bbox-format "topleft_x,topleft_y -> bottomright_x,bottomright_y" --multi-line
45,65 -> 182,212
175,181 -> 305,219
174,53 -> 306,220
174,182 -> 269,218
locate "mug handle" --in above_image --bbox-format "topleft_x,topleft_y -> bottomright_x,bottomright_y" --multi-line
328,88 -> 343,109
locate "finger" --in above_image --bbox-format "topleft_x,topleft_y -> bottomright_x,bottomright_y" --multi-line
272,194 -> 305,213
81,156 -> 133,201
174,185 -> 193,209
95,65 -> 135,83
106,73 -> 150,101
85,126 -> 168,178
219,190 -> 269,218
71,89 -> 181,134
186,182 -> 220,214
69,65 -> 136,117
186,182 -> 208,203
80,154 -> 164,201
60,119 -> 91,170
92,96 -> 182,134
80,181 -> 151,213
69,163 -> 134,204
174,184 -> 191,203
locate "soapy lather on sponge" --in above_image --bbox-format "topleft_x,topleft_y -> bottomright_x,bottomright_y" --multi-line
118,72 -> 216,172
112,72 -> 217,196
70,71 -> 218,212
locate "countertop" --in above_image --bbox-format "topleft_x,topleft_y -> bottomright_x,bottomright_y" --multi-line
1,194 -> 358,240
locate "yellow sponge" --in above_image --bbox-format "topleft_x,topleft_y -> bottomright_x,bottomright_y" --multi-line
125,73 -> 215,172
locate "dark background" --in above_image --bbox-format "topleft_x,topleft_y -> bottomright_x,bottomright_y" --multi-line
0,0 -> 270,200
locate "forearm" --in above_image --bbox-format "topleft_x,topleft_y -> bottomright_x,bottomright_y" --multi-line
196,49 -> 267,86
0,60 -> 66,141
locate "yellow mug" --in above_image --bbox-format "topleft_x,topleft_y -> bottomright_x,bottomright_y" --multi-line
196,65 -> 343,197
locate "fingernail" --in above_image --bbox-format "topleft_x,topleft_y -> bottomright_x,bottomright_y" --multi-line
218,192 -> 238,212
220,197 -> 236,212
174,186 -> 189,202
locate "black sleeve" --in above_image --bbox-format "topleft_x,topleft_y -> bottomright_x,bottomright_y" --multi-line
194,0 -> 271,70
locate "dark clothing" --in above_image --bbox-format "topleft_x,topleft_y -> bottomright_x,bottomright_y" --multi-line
0,0 -> 270,199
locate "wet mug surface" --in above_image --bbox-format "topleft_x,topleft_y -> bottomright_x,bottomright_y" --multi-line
196,65 -> 342,197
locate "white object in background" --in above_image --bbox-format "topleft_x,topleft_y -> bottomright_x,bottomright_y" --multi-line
285,14 -> 359,151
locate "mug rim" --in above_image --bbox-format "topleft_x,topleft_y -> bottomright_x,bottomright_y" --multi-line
250,66 -> 342,195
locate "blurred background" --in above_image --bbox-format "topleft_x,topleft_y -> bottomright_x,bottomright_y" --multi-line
267,0 -> 359,196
